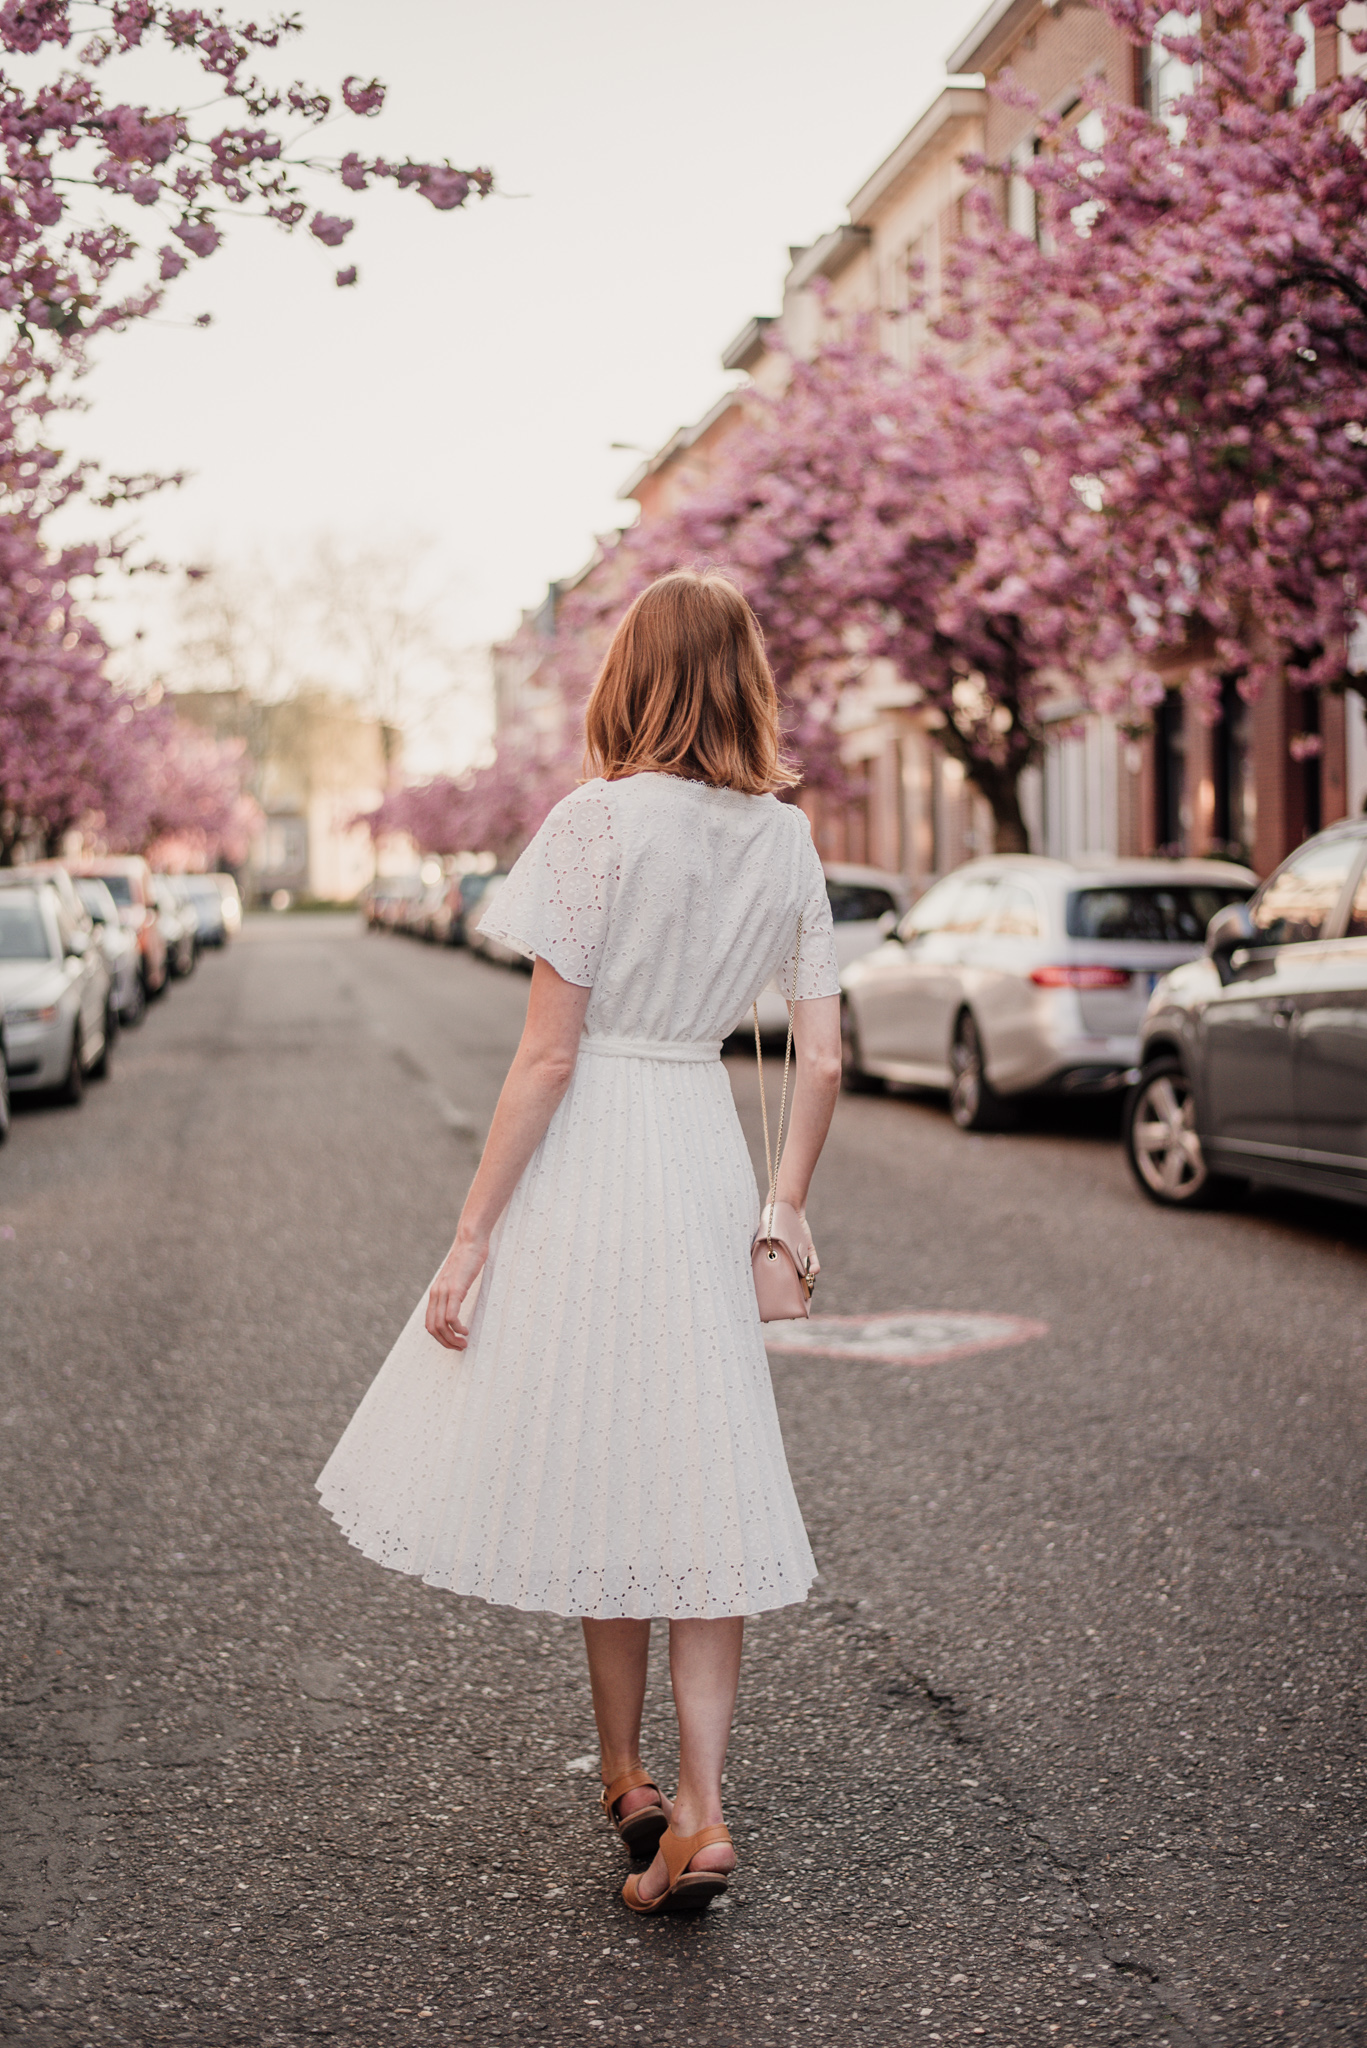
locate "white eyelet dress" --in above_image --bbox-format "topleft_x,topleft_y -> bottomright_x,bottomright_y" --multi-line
316,773 -> 841,1619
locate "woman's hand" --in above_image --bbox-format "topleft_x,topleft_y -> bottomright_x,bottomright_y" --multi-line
426,1236 -> 487,1352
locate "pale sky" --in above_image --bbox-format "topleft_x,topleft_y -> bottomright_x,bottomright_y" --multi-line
70,0 -> 989,769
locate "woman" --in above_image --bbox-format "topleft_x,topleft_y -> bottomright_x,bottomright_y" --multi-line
317,570 -> 842,1913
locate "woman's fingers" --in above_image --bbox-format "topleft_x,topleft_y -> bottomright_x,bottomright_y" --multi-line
426,1285 -> 467,1349
426,1250 -> 485,1352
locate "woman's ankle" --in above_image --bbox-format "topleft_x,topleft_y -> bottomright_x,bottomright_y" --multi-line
599,1751 -> 643,1788
668,1787 -> 724,1834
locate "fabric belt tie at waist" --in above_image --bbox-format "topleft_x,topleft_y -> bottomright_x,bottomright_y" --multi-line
579,1035 -> 722,1064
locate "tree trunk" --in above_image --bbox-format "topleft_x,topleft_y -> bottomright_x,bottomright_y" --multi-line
936,722 -> 1034,855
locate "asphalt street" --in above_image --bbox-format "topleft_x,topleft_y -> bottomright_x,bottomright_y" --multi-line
2,914 -> 1364,2048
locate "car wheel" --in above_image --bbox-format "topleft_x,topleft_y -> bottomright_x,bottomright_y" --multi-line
104,993 -> 121,1048
840,998 -> 882,1094
0,1057 -> 10,1144
949,1011 -> 1013,1131
58,1028 -> 84,1106
90,1014 -> 113,1080
1124,1054 -> 1233,1207
121,973 -> 147,1028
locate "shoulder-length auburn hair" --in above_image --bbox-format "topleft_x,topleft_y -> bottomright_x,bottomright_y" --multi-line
583,569 -> 799,795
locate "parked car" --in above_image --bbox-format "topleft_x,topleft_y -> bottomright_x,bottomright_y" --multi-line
0,1005 -> 9,1143
0,877 -> 112,1102
69,856 -> 168,998
13,864 -> 127,1052
1124,819 -> 1367,1209
212,873 -> 243,938
840,854 -> 1257,1129
412,876 -> 453,943
152,875 -> 198,978
468,875 -> 530,969
753,863 -> 908,1035
73,874 -> 146,1028
176,873 -> 229,947
443,871 -> 498,947
363,876 -> 423,931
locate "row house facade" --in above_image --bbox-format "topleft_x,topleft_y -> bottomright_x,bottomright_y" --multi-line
943,0 -> 1367,881
496,0 -> 1367,887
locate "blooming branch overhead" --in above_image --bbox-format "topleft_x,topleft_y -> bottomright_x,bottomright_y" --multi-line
0,2 -> 493,335
0,2 -> 494,865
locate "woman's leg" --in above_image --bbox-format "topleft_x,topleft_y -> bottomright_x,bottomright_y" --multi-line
581,1618 -> 662,1820
636,1617 -> 743,1900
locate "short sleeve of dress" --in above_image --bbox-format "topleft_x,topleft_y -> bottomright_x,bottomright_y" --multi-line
776,828 -> 841,1001
476,785 -> 619,987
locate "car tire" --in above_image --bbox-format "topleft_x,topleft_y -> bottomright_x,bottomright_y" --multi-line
120,973 -> 147,1029
1124,1054 -> 1238,1208
840,998 -> 883,1094
58,1028 -> 84,1106
949,1011 -> 1014,1132
0,1057 -> 10,1144
90,1015 -> 113,1080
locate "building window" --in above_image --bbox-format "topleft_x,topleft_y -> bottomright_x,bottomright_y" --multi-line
1141,11 -> 1197,130
1291,4 -> 1317,101
1211,677 -> 1255,863
1154,689 -> 1186,854
1008,138 -> 1039,241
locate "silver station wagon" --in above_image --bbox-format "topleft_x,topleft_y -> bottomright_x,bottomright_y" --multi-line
839,854 -> 1256,1130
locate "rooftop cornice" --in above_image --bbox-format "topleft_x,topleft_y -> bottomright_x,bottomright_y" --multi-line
947,0 -> 1050,78
847,82 -> 987,226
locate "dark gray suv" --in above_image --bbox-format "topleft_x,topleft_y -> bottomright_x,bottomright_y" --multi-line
1124,819 -> 1367,1209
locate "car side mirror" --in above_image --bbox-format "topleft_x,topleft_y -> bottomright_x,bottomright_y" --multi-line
1206,900 -> 1256,986
877,909 -> 899,940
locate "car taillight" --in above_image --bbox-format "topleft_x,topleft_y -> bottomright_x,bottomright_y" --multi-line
1030,965 -> 1133,990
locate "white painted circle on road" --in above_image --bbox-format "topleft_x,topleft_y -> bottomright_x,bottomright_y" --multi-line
764,1311 -> 1048,1366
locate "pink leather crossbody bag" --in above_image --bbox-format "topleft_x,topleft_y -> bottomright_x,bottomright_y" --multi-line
751,912 -> 820,1322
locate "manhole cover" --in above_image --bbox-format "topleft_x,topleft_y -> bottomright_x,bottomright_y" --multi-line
764,1310 -> 1047,1365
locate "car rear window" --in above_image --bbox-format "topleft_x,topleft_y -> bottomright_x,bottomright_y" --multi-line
100,873 -> 134,905
827,882 -> 897,924
1067,884 -> 1251,943
0,895 -> 52,959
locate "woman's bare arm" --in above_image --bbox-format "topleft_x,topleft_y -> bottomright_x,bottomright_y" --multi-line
426,957 -> 590,1351
771,992 -> 842,1218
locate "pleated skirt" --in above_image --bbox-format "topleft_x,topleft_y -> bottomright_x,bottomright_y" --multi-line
315,1044 -> 817,1619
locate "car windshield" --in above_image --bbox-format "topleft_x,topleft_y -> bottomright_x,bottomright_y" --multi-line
1067,884 -> 1251,943
98,873 -> 135,905
1248,838 -> 1360,945
75,879 -> 116,923
0,893 -> 53,959
827,881 -> 897,924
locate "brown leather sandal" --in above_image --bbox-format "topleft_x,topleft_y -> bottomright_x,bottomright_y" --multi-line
621,1822 -> 734,1914
600,1766 -> 668,1859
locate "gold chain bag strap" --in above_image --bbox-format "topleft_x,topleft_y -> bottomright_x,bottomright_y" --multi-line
751,911 -> 820,1322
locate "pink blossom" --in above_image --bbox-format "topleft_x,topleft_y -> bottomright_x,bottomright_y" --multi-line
172,215 -> 220,258
157,244 -> 186,280
334,264 -> 357,287
0,1 -> 71,57
341,75 -> 385,117
308,210 -> 353,248
419,166 -> 471,211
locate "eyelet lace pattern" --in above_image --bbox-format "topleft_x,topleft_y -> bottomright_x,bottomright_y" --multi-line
317,774 -> 840,1619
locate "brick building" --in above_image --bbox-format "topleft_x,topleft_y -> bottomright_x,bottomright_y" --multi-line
944,0 -> 1367,876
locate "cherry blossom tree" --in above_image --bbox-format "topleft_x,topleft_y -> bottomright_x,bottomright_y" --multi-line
955,0 -> 1367,732
514,338 -> 1065,854
0,2 -> 493,860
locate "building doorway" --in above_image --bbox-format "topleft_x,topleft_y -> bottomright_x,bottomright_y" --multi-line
1154,688 -> 1186,854
1212,676 -> 1255,864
